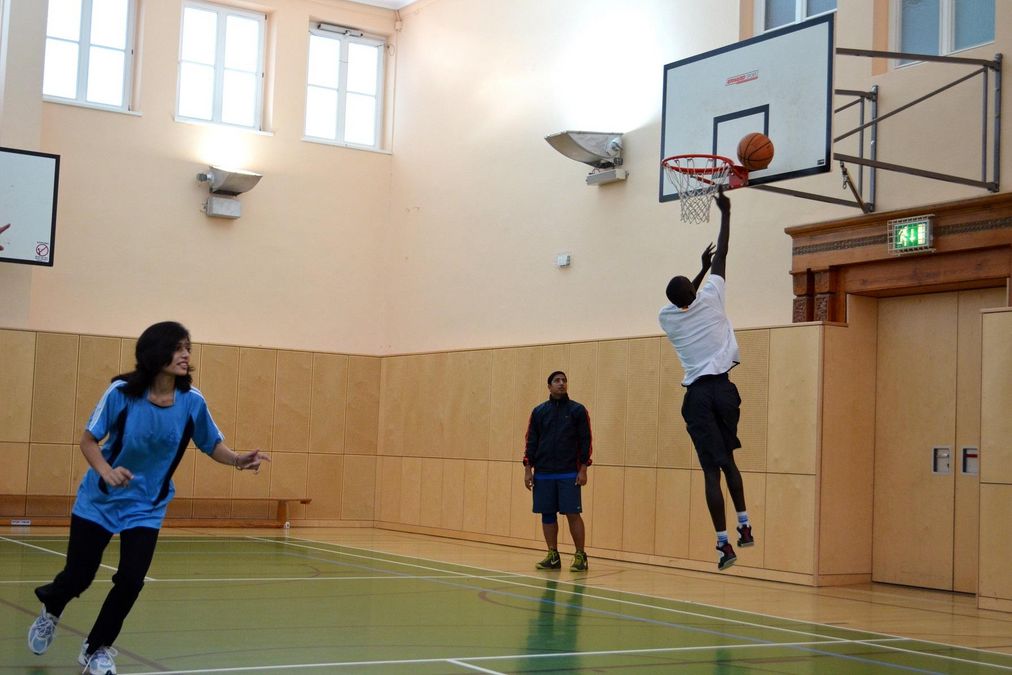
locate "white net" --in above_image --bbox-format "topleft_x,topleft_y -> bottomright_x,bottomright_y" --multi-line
662,156 -> 733,224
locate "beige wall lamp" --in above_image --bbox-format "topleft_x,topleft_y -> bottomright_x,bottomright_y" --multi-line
196,166 -> 263,219
545,131 -> 626,185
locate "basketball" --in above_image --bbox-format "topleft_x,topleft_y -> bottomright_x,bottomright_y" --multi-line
737,132 -> 775,171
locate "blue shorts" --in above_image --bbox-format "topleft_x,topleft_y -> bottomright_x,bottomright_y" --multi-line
532,473 -> 582,515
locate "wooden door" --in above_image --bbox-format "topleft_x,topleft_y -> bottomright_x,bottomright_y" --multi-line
873,288 -> 1005,590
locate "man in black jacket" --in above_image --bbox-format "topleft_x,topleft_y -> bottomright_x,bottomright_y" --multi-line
523,371 -> 593,572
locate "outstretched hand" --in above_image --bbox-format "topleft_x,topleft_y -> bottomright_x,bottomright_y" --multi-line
237,449 -> 271,473
715,185 -> 730,214
701,242 -> 715,270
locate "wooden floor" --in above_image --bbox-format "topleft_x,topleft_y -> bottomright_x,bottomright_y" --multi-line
2,525 -> 1011,673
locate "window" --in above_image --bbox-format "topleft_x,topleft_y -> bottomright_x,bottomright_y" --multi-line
177,2 -> 265,129
43,0 -> 136,109
304,23 -> 385,149
758,0 -> 836,32
897,0 -> 994,59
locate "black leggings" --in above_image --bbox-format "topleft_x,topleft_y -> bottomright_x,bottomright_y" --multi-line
35,514 -> 159,652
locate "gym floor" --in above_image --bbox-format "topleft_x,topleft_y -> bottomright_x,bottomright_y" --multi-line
2,527 -> 1011,673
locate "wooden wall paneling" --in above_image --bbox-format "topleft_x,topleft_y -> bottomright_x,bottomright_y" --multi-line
399,456 -> 422,524
70,447 -> 90,495
419,456 -> 444,527
654,468 -> 691,559
739,472 -> 767,569
461,460 -> 488,533
594,341 -> 629,467
588,465 -> 624,551
509,462 -> 537,542
341,455 -> 376,520
118,338 -> 136,373
514,347 -> 546,452
657,336 -> 691,469
0,330 -> 35,443
489,348 -> 518,462
765,473 -> 816,574
730,329 -> 770,472
187,343 -> 202,390
234,444 -> 274,518
539,344 -> 569,383
347,356 -> 381,455
310,353 -> 349,454
818,297 -> 877,576
767,326 -> 820,474
274,351 -> 313,454
567,342 -> 598,415
874,293 -> 957,590
31,333 -> 79,444
375,455 -> 402,522
0,442 -> 29,493
192,448 -> 233,518
485,461 -> 513,536
171,450 -> 197,499
378,356 -> 404,457
979,484 -> 1012,605
687,470 -> 716,562
444,350 -> 491,461
198,345 -> 240,450
27,444 -> 73,495
236,348 -> 277,451
625,338 -> 659,468
622,467 -> 657,555
580,465 -> 595,547
412,353 -> 446,457
980,310 -> 1012,484
440,458 -> 465,531
307,453 -> 344,519
952,289 -> 1005,592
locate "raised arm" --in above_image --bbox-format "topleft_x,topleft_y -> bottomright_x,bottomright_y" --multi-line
711,186 -> 731,279
691,243 -> 714,291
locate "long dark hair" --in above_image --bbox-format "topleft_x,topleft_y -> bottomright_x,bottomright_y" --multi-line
112,321 -> 193,398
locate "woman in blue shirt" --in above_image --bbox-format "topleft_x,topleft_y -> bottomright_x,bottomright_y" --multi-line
28,321 -> 269,675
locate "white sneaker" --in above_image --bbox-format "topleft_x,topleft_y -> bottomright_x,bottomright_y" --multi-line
28,607 -> 58,654
78,641 -> 118,675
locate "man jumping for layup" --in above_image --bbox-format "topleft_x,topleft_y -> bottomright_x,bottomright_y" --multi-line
658,186 -> 753,571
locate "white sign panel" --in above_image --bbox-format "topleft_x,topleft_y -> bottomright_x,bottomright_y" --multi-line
0,147 -> 60,266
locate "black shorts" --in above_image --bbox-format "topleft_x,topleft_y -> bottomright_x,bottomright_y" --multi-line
532,476 -> 582,515
681,373 -> 741,471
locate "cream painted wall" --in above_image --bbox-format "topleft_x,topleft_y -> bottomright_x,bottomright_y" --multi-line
2,0 -> 396,353
1,0 -> 1010,355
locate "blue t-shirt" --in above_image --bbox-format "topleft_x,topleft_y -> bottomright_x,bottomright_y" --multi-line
73,380 -> 223,531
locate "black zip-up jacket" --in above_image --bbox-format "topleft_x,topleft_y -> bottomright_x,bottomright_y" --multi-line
522,395 -> 593,473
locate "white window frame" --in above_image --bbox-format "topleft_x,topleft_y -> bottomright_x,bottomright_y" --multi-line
755,0 -> 836,33
42,0 -> 138,112
891,0 -> 995,66
176,0 -> 266,130
303,22 -> 385,151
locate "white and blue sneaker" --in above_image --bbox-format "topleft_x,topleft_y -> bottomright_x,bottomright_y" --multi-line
78,641 -> 118,675
28,607 -> 58,655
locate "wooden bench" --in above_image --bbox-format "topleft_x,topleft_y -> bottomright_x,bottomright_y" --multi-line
1,495 -> 311,529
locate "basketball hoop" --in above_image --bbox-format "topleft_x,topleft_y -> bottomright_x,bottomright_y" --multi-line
661,154 -> 748,224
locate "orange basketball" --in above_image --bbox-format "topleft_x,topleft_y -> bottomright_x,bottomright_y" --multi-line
737,132 -> 775,171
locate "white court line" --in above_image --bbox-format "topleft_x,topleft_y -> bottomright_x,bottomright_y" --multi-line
127,638 -> 939,675
252,534 -> 1012,668
0,574 -> 522,585
447,659 -> 506,674
244,536 -> 859,645
0,535 -> 157,581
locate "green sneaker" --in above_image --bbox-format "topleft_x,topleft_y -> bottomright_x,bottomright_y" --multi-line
535,549 -> 561,570
570,550 -> 588,572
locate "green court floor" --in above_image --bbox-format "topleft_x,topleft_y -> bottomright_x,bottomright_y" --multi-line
2,533 -> 1010,673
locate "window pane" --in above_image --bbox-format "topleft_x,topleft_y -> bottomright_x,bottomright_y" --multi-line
224,14 -> 260,72
178,61 -> 214,119
954,0 -> 994,51
806,0 -> 836,16
344,92 -> 376,146
181,7 -> 217,65
305,86 -> 338,139
90,0 -> 128,49
221,70 -> 256,126
43,38 -> 79,98
900,0 -> 940,55
47,0 -> 82,41
764,0 -> 795,29
86,46 -> 125,106
347,42 -> 379,95
308,34 -> 340,88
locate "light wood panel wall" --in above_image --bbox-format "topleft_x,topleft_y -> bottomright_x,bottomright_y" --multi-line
979,309 -> 1012,611
374,327 -> 834,584
0,328 -> 379,524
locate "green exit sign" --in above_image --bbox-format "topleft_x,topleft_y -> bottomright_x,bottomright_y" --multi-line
888,215 -> 934,254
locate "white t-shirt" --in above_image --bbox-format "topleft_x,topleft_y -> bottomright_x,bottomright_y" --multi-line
658,274 -> 740,386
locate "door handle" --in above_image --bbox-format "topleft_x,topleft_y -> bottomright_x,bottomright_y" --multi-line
932,446 -> 951,474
